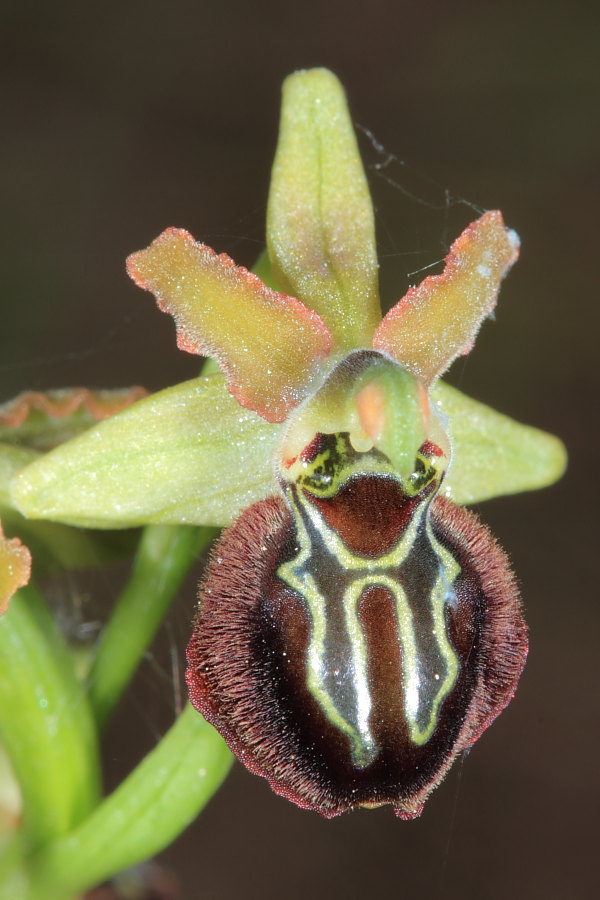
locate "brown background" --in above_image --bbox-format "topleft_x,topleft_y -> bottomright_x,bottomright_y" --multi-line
1,1 -> 598,898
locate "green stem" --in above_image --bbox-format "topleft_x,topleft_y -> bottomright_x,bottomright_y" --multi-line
27,705 -> 232,900
0,832 -> 29,898
88,524 -> 217,730
0,586 -> 100,849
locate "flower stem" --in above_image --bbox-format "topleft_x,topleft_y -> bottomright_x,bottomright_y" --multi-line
88,524 -> 217,730
0,586 -> 100,849
26,704 -> 232,900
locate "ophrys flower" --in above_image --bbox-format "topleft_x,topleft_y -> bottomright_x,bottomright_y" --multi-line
10,68 -> 566,818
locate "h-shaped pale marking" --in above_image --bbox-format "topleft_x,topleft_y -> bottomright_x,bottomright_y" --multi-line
278,483 -> 461,768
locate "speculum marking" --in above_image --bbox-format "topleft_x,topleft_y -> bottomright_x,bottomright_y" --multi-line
277,468 -> 461,769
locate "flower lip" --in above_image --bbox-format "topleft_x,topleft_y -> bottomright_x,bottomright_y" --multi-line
186,490 -> 527,819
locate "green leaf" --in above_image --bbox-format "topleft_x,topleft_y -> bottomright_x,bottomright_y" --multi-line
12,373 -> 282,529
29,705 -> 232,900
433,381 -> 567,504
267,68 -> 381,351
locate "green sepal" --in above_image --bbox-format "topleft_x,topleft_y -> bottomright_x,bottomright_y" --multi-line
0,442 -> 137,572
0,443 -> 39,507
267,68 -> 381,351
11,374 -> 282,529
433,381 -> 567,504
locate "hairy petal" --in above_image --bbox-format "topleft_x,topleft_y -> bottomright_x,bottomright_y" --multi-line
0,522 -> 31,614
373,212 -> 520,384
187,490 -> 526,819
127,229 -> 332,423
11,374 -> 282,529
433,382 -> 567,504
267,68 -> 381,350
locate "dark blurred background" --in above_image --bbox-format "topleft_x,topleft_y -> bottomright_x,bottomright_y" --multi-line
1,1 -> 598,898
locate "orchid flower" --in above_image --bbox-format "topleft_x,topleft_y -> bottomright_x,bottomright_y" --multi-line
0,67 -> 566,892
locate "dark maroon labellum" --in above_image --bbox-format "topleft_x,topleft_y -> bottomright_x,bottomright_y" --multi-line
186,458 -> 527,818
